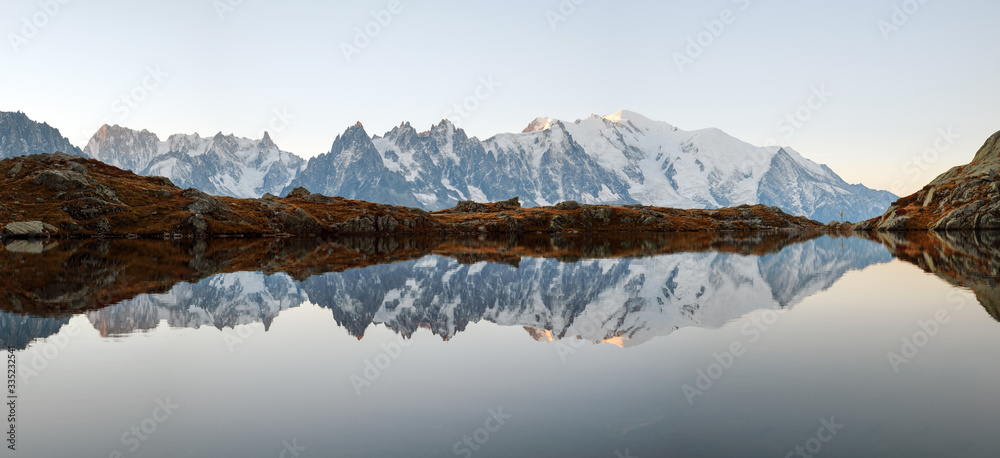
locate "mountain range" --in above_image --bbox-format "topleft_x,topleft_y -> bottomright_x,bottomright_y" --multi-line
83,124 -> 306,198
287,111 -> 896,222
0,110 -> 896,222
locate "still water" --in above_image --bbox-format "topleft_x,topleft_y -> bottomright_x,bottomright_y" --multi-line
2,232 -> 998,457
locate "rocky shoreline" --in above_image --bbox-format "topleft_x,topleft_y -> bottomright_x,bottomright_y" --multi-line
1,153 -> 827,240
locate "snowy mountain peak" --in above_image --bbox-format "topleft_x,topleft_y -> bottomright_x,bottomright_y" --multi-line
602,110 -> 634,123
523,117 -> 557,133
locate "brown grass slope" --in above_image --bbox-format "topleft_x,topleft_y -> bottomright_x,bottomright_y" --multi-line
1,153 -> 825,238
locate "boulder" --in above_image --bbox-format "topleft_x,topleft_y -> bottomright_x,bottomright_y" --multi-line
183,189 -> 237,222
2,221 -> 58,239
29,169 -> 89,192
66,162 -> 89,175
4,240 -> 55,254
285,187 -> 312,198
453,201 -> 489,213
496,197 -> 521,208
555,201 -> 581,210
5,162 -> 23,178
275,208 -> 324,234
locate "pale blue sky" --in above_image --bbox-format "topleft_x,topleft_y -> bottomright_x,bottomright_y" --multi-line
3,0 -> 998,195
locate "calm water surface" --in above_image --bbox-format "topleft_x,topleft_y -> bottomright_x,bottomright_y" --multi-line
2,232 -> 999,457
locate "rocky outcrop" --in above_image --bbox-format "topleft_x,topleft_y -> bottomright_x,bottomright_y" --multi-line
860,130 -> 1000,231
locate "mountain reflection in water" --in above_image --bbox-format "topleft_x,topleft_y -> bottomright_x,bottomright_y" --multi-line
2,231 -> 997,351
0,232 -> 863,348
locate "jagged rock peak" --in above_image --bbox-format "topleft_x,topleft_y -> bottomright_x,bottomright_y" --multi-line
259,131 -> 277,149
972,130 -> 1000,164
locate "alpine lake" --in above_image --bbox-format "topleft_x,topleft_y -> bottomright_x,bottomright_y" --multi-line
2,231 -> 999,457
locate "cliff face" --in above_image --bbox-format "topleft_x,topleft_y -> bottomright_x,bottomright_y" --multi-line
859,130 -> 1000,231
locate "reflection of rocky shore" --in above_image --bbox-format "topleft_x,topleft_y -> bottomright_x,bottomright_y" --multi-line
2,233 -> 895,349
0,232 -> 826,317
868,231 -> 1000,320
10,234 -> 893,350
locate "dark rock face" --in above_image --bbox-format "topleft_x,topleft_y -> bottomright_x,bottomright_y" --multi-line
0,112 -> 84,160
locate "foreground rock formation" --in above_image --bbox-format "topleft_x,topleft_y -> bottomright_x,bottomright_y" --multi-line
859,130 -> 1000,230
0,153 -> 825,239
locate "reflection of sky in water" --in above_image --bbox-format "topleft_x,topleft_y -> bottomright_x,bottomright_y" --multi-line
6,236 -> 1000,457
